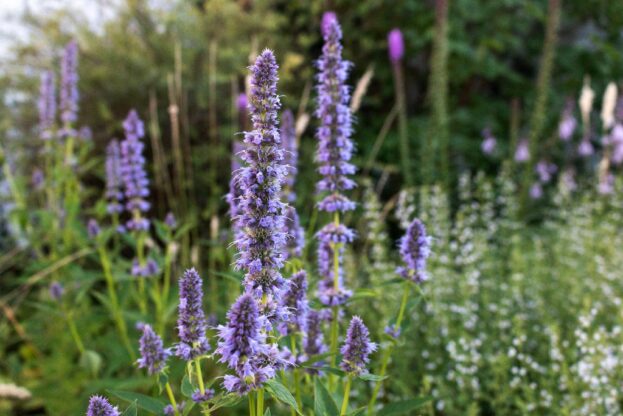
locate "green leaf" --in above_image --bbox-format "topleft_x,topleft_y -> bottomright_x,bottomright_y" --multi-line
181,374 -> 195,398
314,378 -> 338,416
264,408 -> 272,416
157,372 -> 169,394
378,397 -> 433,415
309,366 -> 345,377
80,350 -> 103,376
347,407 -> 367,416
108,390 -> 166,414
210,393 -> 243,411
358,373 -> 387,382
121,401 -> 138,416
265,379 -> 301,415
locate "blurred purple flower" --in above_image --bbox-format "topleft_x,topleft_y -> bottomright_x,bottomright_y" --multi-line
38,71 -> 56,140
396,218 -> 431,283
514,140 -> 530,163
137,323 -> 171,375
481,127 -> 496,155
578,138 -> 594,157
388,28 -> 405,63
529,182 -> 543,199
49,282 -> 64,301
536,160 -> 557,183
60,40 -> 79,135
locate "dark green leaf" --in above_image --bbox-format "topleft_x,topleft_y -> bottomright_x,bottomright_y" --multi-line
121,402 -> 137,416
265,379 -> 301,414
358,373 -> 387,382
181,374 -> 195,398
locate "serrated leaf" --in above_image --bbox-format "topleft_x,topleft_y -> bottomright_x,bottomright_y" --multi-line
314,378 -> 338,416
358,373 -> 387,382
265,379 -> 301,414
378,397 -> 433,415
121,401 -> 137,416
108,390 -> 166,414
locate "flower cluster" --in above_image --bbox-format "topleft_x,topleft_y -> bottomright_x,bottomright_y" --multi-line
86,396 -> 120,416
105,139 -> 124,214
234,50 -> 287,297
340,316 -> 376,375
176,268 -> 210,360
137,324 -> 171,375
120,110 -> 150,231
38,71 -> 56,140
278,270 -> 309,335
59,40 -> 79,136
396,218 -> 431,283
215,293 -> 281,394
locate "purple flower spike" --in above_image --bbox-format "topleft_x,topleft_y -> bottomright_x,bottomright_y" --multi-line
278,270 -> 309,335
235,49 -> 287,296
340,316 -> 376,375
559,100 -> 577,141
535,160 -> 557,183
176,268 -> 210,360
87,219 -> 101,239
105,139 -> 124,214
514,139 -> 530,163
120,110 -> 150,231
86,396 -> 120,416
49,282 -> 64,301
388,29 -> 405,63
384,324 -> 401,339
163,402 -> 185,416
481,127 -> 496,155
60,40 -> 79,135
237,93 -> 248,113
303,309 -> 328,358
321,11 -> 338,36
396,219 -> 431,283
316,239 -> 352,306
31,168 -> 44,189
578,138 -> 594,156
137,324 -> 171,375
529,182 -> 543,199
315,16 -> 357,212
38,71 -> 56,140
164,212 -> 177,229
216,293 -> 279,394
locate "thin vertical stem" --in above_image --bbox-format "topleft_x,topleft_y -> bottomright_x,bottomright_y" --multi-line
256,388 -> 264,416
340,376 -> 352,416
392,63 -> 412,186
165,382 -> 180,416
249,391 -> 256,416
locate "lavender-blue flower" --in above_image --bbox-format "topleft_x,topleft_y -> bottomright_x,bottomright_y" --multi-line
137,323 -> 171,375
60,40 -> 79,135
176,268 -> 210,360
396,218 -> 431,283
340,316 -> 376,375
38,70 -> 56,140
86,396 -> 120,416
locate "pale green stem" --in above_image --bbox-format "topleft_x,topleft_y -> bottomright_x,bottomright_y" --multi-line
329,211 -> 342,391
249,391 -> 256,416
291,336 -> 302,411
340,376 -> 352,416
136,229 -> 147,314
256,388 -> 264,416
64,307 -> 85,354
165,381 -> 180,416
98,245 -> 135,360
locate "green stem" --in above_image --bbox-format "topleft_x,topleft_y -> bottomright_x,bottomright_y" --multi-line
256,388 -> 264,416
340,376 -> 352,416
368,281 -> 411,414
329,211 -> 342,391
291,336 -> 303,411
249,391 -> 256,416
195,358 -> 206,395
165,382 -> 180,416
392,62 -> 412,186
136,230 -> 147,315
65,309 -> 85,354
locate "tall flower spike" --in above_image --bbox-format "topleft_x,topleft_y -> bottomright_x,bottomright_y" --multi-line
235,49 -> 287,297
340,316 -> 376,375
514,139 -> 530,163
387,28 -> 405,63
137,324 -> 171,375
120,110 -> 150,231
278,270 -> 309,335
226,138 -> 245,241
281,109 -> 298,202
60,40 -> 79,135
105,139 -> 124,214
38,71 -> 56,140
176,268 -> 210,360
216,293 -> 279,394
315,17 -> 356,213
396,218 -> 431,283
86,396 -> 120,416
283,205 -> 305,260
559,99 -> 577,141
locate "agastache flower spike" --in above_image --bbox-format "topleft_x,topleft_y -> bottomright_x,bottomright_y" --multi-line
281,109 -> 298,202
315,17 -> 356,213
105,139 -> 124,214
340,316 -> 376,375
283,205 -> 305,260
176,268 -> 210,360
559,99 -> 577,141
216,293 -> 279,394
120,110 -> 150,231
387,28 -> 405,63
396,218 -> 431,283
137,323 -> 171,375
86,396 -> 120,416
60,40 -> 79,135
38,70 -> 56,140
278,270 -> 309,335
514,139 -> 530,162
235,49 -> 287,297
